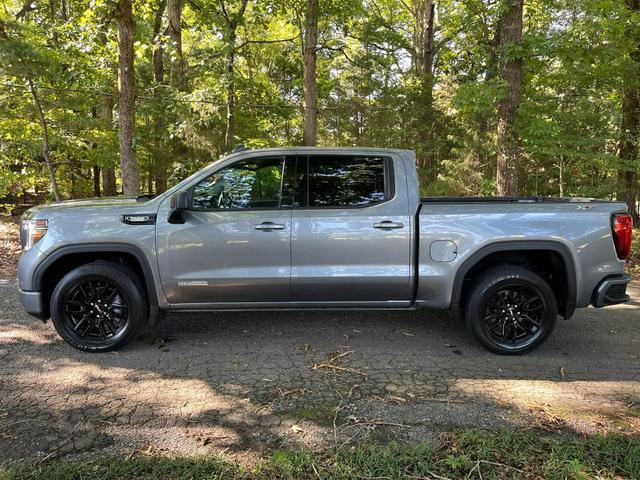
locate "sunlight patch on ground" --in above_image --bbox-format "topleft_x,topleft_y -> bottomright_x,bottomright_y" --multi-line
454,378 -> 640,434
0,323 -> 57,346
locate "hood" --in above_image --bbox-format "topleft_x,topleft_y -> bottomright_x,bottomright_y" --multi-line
22,196 -> 154,219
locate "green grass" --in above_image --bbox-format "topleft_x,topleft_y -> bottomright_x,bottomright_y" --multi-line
3,430 -> 639,480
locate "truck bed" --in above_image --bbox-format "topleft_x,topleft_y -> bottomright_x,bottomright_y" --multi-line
421,196 -> 617,204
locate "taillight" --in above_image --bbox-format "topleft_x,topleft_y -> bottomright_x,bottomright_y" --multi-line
612,214 -> 633,260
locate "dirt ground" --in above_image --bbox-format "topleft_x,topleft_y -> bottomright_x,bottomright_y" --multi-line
0,217 -> 20,280
0,218 -> 639,466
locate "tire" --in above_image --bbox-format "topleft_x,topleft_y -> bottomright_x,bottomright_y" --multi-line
463,265 -> 557,355
50,261 -> 147,352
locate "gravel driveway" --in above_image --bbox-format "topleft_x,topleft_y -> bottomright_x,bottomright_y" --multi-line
1,279 -> 639,465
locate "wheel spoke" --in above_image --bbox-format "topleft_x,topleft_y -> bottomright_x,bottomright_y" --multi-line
77,284 -> 90,301
105,287 -> 119,303
72,315 -> 89,333
86,281 -> 98,299
97,322 -> 108,340
103,317 -> 117,335
483,312 -> 501,326
519,313 -> 541,328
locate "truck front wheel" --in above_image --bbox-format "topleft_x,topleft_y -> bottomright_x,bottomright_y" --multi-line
464,265 -> 557,354
50,261 -> 147,352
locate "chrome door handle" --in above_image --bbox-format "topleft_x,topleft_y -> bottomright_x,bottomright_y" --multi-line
254,222 -> 286,231
373,221 -> 404,230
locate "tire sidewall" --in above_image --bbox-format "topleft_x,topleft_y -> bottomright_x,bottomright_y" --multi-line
465,267 -> 557,355
50,262 -> 146,352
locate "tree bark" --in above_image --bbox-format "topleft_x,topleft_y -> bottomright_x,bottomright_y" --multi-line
153,0 -> 168,194
495,0 -> 523,196
221,0 -> 249,152
302,0 -> 318,146
93,165 -> 101,197
224,27 -> 237,152
167,0 -> 184,87
617,0 -> 640,222
412,0 -> 436,175
100,95 -> 118,196
27,79 -> 62,202
153,0 -> 167,85
116,0 -> 140,196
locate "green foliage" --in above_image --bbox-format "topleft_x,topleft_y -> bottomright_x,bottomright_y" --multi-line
0,0 -> 637,200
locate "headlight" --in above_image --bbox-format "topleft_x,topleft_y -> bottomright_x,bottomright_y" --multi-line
20,219 -> 48,251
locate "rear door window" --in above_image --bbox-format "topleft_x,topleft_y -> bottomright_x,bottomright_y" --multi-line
307,155 -> 387,207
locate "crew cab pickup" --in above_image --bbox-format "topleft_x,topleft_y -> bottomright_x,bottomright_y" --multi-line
18,147 -> 633,354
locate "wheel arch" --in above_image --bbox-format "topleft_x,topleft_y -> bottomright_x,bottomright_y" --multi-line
33,243 -> 161,322
450,240 -> 577,321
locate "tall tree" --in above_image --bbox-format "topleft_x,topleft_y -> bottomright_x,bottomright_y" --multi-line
410,0 -> 436,174
153,0 -> 168,194
167,0 -> 184,87
618,0 -> 639,221
27,79 -> 62,202
302,0 -> 318,146
101,94 -> 118,196
221,0 -> 249,152
495,0 -> 523,196
115,0 -> 140,196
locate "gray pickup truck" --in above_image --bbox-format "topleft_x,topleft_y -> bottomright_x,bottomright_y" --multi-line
18,147 -> 633,354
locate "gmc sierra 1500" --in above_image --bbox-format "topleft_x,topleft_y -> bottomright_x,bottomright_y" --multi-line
18,147 -> 633,354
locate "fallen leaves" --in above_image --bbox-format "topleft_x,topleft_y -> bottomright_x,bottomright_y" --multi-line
0,216 -> 20,280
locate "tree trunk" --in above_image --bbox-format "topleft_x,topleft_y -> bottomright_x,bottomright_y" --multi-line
617,0 -> 640,222
559,158 -> 564,198
153,0 -> 168,193
302,0 -> 318,146
221,0 -> 249,152
116,0 -> 140,196
167,0 -> 184,87
93,166 -> 101,197
495,0 -> 523,196
153,0 -> 166,85
100,95 -> 118,196
412,0 -> 436,176
224,28 -> 237,152
27,78 -> 62,202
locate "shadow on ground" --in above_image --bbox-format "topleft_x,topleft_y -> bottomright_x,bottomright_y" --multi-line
1,283 -> 639,465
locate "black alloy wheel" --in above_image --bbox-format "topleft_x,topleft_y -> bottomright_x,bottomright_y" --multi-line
50,261 -> 147,352
464,265 -> 558,354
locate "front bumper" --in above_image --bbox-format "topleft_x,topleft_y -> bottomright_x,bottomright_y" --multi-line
592,274 -> 631,308
19,289 -> 47,321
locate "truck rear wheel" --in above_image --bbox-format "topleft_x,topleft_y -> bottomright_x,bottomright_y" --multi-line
50,261 -> 147,352
464,265 -> 557,354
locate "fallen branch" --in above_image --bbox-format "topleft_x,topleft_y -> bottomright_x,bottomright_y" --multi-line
478,460 -> 524,473
312,363 -> 368,378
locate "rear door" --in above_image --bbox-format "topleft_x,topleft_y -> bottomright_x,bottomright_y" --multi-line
290,154 -> 412,305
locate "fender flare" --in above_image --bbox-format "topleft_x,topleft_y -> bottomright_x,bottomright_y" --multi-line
33,243 -> 163,323
449,240 -> 577,321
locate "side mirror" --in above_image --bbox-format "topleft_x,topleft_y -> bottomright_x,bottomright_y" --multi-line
171,191 -> 191,211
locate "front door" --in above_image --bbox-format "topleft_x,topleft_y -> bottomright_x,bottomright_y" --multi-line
290,154 -> 412,305
156,155 -> 293,305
